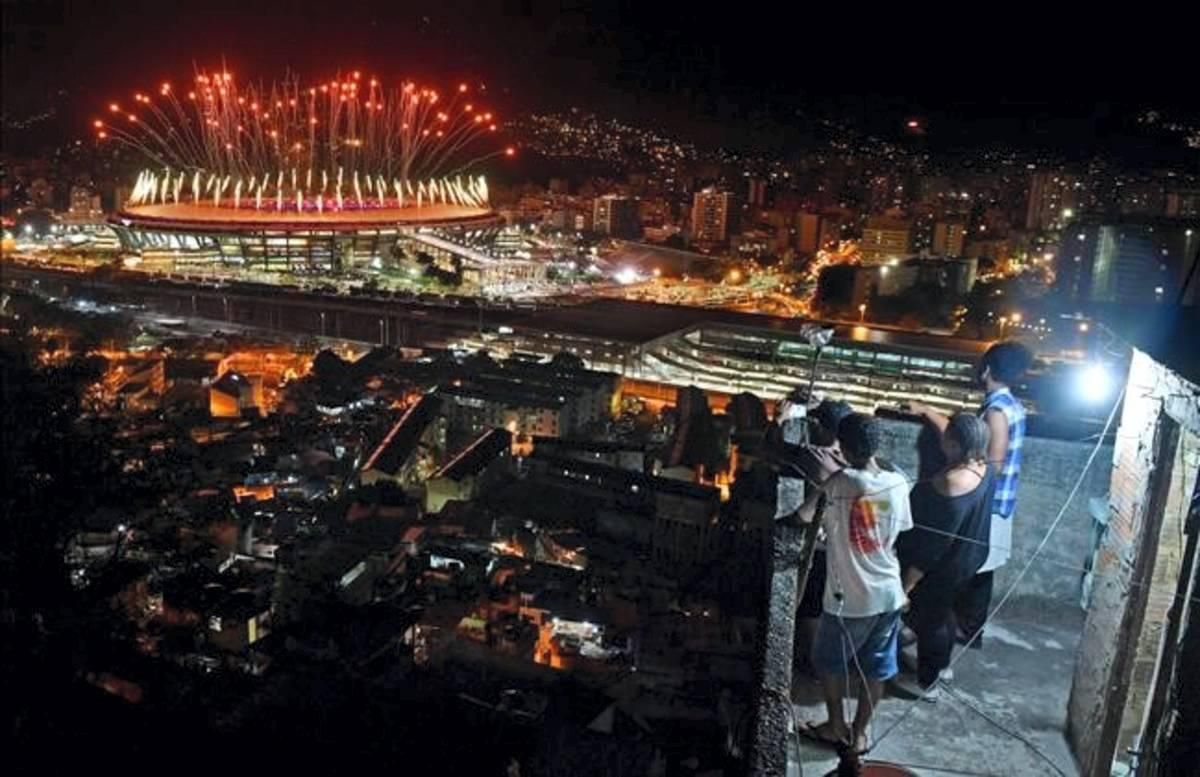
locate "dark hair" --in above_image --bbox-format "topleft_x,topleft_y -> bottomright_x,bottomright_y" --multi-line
810,400 -> 854,446
980,340 -> 1033,385
916,421 -> 948,480
945,413 -> 990,464
837,413 -> 881,466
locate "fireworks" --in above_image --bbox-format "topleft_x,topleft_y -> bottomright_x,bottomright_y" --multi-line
97,67 -> 505,213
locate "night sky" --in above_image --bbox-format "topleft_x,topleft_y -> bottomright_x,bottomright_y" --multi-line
3,0 -> 1198,159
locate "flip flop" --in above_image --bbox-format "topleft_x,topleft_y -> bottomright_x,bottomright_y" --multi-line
799,720 -> 850,749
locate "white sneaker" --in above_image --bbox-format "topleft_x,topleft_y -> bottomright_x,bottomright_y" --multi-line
939,668 -> 954,683
891,676 -> 939,703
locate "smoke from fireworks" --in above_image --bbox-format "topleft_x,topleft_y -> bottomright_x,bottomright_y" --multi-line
96,67 -> 507,212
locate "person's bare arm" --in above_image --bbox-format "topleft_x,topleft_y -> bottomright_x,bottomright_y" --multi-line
904,401 -> 949,433
903,567 -> 925,594
984,407 -> 1009,474
795,450 -> 842,523
815,446 -> 846,483
797,484 -> 824,523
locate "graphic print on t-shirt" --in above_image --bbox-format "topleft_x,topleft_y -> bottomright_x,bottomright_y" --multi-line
849,496 -> 883,553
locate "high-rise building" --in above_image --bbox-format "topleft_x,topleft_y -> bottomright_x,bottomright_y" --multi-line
818,212 -> 847,251
1057,219 -> 1200,306
28,178 -> 53,208
1119,181 -> 1166,217
1165,189 -> 1200,218
965,237 -> 1011,264
60,185 -> 103,226
933,220 -> 967,257
867,174 -> 899,213
796,212 -> 821,254
65,185 -> 102,219
1025,172 -> 1080,232
859,217 -> 912,262
918,176 -> 954,207
113,185 -> 132,211
592,195 -> 641,239
747,177 -> 767,208
691,187 -> 731,246
911,210 -> 936,255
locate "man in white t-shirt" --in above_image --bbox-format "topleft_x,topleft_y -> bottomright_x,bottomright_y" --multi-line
795,412 -> 913,755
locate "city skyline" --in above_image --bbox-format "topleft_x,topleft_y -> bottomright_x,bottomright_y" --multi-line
4,4 -> 1200,776
4,1 -> 1199,163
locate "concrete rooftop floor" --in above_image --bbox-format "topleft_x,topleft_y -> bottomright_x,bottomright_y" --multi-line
791,600 -> 1084,777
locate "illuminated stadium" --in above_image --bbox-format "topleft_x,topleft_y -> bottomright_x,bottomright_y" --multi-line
100,67 -> 512,273
111,200 -> 503,271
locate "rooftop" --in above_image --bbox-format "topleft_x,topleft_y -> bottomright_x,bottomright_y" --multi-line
434,428 -> 511,481
793,600 -> 1084,776
504,298 -> 993,356
115,202 -> 498,232
532,436 -> 647,455
531,450 -> 719,502
360,393 -> 442,475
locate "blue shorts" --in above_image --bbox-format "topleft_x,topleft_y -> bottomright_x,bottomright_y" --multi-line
812,610 -> 901,681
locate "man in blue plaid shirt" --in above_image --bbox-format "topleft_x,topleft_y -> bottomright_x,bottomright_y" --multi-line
908,340 -> 1031,648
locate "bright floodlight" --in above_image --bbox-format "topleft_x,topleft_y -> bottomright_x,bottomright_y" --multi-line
615,267 -> 639,285
1077,363 -> 1114,404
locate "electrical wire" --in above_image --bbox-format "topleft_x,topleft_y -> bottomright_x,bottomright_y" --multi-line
869,380 -> 1126,757
787,318 -> 1169,773
902,522 -> 1200,610
943,684 -> 1071,777
876,761 -> 1005,777
837,608 -> 882,755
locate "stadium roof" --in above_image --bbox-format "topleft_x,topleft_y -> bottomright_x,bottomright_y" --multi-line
115,202 -> 499,233
508,298 -> 992,356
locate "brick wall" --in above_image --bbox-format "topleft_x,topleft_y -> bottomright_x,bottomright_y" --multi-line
1067,349 -> 1200,776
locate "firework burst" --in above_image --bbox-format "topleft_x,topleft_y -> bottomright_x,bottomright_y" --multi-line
96,67 -> 506,213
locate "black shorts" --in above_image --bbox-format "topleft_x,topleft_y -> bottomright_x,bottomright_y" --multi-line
798,548 -> 827,618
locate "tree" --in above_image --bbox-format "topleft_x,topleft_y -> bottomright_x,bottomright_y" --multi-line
814,264 -> 859,316
1,340 -> 117,744
550,351 -> 586,372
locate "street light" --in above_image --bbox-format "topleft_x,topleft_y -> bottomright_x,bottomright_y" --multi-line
858,303 -> 867,322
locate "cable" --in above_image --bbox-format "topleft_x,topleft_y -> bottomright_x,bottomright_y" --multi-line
878,762 -> 1004,777
943,684 -> 1070,777
781,454 -> 1029,504
836,608 -> 881,754
870,380 -> 1126,754
901,522 -> 1200,609
819,468 -> 900,755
